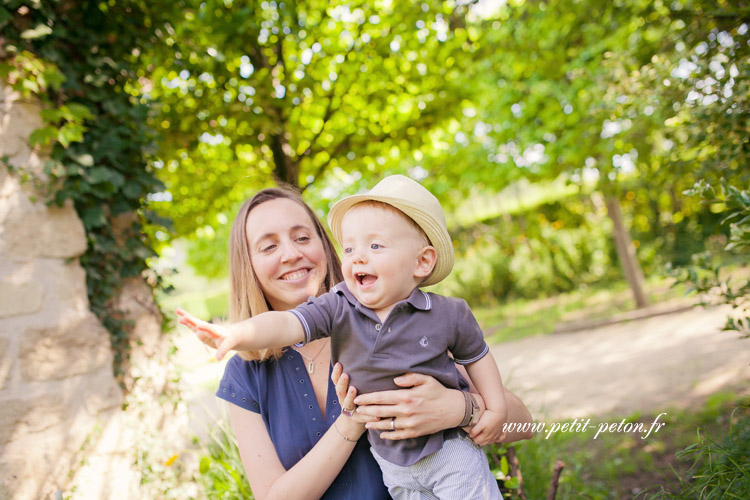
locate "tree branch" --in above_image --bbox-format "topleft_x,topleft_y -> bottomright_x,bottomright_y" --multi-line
299,135 -> 352,193
299,22 -> 364,160
546,461 -> 565,500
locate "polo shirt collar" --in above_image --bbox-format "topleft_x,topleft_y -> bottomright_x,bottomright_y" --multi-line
404,287 -> 432,311
332,282 -> 432,312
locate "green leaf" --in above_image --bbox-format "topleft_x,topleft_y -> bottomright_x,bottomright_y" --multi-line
66,103 -> 94,121
58,123 -> 86,148
504,477 -> 520,489
86,167 -> 119,184
28,126 -> 58,147
199,456 -> 211,474
0,7 -> 11,29
41,108 -> 64,122
81,206 -> 107,228
122,181 -> 142,200
42,65 -> 65,90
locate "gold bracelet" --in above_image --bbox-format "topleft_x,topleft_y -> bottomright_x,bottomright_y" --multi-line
333,421 -> 355,442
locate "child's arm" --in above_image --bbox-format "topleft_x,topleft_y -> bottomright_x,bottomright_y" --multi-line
176,308 -> 305,361
463,352 -> 508,446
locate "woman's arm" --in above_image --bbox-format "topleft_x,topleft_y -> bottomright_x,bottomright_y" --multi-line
228,373 -> 366,500
499,388 -> 534,442
353,370 -> 534,443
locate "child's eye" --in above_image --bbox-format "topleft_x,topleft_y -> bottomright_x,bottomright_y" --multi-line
344,247 -> 353,254
370,243 -> 381,250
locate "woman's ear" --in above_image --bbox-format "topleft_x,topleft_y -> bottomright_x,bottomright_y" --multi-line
414,246 -> 437,280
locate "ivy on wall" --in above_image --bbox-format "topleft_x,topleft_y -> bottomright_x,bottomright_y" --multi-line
0,1 -> 175,384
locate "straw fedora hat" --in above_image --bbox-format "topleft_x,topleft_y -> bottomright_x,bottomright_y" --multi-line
327,175 -> 454,286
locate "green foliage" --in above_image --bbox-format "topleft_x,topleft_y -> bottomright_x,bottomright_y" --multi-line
410,0 -> 670,199
436,190 -> 619,303
1,0 -> 177,381
488,398 -> 749,500
401,0 -> 746,308
196,419 -> 253,499
184,395 -> 748,499
643,403 -> 750,499
651,1 -> 750,335
667,181 -> 750,336
148,0 -> 478,240
144,0 -> 748,313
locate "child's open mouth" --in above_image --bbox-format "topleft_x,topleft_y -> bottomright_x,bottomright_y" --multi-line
356,273 -> 377,286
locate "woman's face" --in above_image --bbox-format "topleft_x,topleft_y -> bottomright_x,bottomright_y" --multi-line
246,198 -> 328,311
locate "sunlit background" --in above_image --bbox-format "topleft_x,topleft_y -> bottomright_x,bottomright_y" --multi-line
1,0 -> 748,498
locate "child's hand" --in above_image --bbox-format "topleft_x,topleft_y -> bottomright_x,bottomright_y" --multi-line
176,308 -> 236,360
467,410 -> 507,447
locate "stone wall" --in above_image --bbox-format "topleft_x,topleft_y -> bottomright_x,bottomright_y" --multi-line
0,83 -> 125,499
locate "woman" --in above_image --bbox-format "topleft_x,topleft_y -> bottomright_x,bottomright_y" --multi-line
196,186 -> 533,500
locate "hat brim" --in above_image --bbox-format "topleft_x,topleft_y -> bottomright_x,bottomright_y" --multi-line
328,194 -> 454,286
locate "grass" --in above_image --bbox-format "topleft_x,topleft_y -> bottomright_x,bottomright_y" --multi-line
489,391 -> 750,499
196,417 -> 253,499
474,275 -> 693,344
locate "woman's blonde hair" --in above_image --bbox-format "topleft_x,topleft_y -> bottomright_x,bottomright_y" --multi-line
229,185 -> 343,361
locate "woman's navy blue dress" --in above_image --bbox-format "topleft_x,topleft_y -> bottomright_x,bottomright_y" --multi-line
217,351 -> 390,499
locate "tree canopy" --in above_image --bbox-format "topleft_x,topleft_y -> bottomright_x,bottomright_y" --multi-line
4,0 -> 747,305
149,0 -> 481,236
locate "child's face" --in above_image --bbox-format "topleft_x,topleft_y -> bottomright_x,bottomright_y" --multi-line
340,204 -> 433,318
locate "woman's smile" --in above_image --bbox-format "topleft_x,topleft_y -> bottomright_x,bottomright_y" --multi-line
280,268 -> 312,281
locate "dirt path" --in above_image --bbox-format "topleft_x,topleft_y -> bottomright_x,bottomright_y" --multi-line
492,304 -> 750,420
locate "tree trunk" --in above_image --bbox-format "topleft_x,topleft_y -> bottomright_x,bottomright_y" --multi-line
605,196 -> 648,308
270,133 -> 299,188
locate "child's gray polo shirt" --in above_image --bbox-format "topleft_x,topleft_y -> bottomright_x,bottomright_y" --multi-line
290,282 -> 489,467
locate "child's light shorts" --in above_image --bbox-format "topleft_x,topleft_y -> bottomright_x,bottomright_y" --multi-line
370,430 -> 502,500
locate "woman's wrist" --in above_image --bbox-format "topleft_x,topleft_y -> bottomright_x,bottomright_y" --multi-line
334,414 -> 365,441
447,388 -> 468,428
458,391 -> 481,427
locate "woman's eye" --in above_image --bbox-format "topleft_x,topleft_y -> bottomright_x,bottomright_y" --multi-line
296,236 -> 310,243
261,244 -> 277,252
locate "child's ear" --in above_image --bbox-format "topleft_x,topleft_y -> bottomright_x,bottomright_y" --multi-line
414,246 -> 437,280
